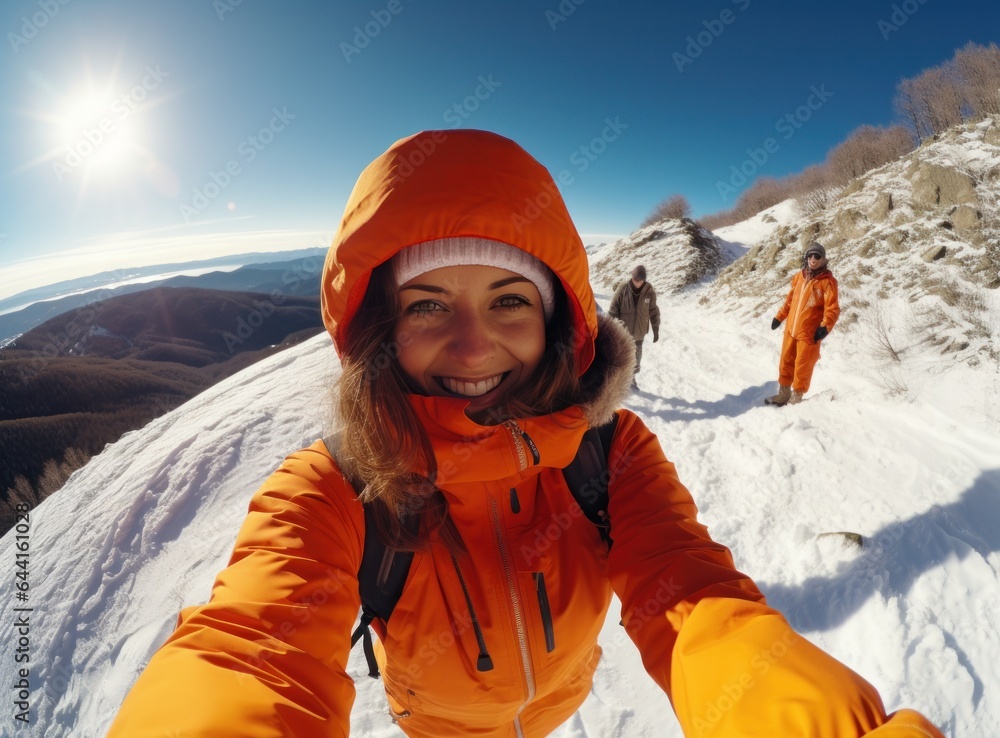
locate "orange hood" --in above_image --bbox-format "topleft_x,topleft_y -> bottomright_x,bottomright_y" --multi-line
321,129 -> 598,372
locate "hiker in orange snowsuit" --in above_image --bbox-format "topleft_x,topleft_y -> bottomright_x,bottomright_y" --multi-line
108,132 -> 940,737
767,242 -> 840,406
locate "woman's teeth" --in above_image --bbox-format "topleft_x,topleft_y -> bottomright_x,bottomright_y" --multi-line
440,374 -> 503,397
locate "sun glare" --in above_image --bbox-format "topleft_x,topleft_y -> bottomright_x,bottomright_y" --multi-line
52,82 -> 145,182
30,60 -> 176,199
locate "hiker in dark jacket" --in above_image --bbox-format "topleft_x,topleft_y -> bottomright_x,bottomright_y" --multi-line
608,264 -> 660,378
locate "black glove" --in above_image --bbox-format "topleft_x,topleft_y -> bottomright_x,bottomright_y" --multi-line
814,326 -> 828,342
771,318 -> 781,330
652,331 -> 659,343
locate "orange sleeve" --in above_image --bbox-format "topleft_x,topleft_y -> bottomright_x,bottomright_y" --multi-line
605,411 -> 765,688
867,710 -> 947,736
775,273 -> 798,323
605,413 -> 944,738
669,599 -> 944,737
823,275 -> 841,330
107,441 -> 365,738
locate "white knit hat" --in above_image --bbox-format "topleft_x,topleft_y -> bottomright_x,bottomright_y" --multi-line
392,237 -> 556,321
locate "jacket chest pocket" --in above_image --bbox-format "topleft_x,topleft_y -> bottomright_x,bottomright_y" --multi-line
532,571 -> 555,653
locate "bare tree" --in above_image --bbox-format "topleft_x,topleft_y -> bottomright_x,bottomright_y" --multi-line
826,124 -> 914,185
894,62 -> 966,139
697,208 -> 739,231
0,475 -> 42,535
894,78 -> 930,140
641,194 -> 692,227
928,63 -> 966,132
789,164 -> 830,195
954,41 -> 1000,118
789,164 -> 839,213
733,176 -> 793,220
917,64 -> 965,135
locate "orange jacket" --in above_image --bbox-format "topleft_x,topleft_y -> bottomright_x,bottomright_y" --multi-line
108,130 -> 942,737
776,268 -> 840,343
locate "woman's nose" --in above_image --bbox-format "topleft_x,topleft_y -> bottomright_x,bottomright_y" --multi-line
447,310 -> 495,367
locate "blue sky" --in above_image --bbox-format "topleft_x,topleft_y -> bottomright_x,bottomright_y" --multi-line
2,0 -> 998,297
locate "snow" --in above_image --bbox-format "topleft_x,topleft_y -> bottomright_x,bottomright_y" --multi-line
712,198 -> 801,260
3,241 -> 999,736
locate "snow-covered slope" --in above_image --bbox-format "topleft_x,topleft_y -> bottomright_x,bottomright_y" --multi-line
711,198 -> 802,261
4,271 -> 999,735
589,218 -> 724,295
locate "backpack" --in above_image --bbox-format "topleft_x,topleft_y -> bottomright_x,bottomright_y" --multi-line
325,413 -> 620,679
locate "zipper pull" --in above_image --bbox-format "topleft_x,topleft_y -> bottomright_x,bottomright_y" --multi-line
510,487 -> 521,513
519,427 -> 540,465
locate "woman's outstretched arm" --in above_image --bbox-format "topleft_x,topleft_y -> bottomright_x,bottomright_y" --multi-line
107,441 -> 365,738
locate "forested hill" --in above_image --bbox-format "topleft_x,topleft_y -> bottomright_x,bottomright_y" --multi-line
0,286 -> 323,533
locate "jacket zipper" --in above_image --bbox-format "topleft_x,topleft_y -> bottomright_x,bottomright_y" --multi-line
533,572 -> 555,652
490,497 -> 534,737
791,274 -> 808,334
504,420 -> 540,468
504,421 -> 528,471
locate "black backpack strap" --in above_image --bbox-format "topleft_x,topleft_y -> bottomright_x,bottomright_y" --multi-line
561,413 -> 621,548
324,432 -> 417,679
350,607 -> 379,678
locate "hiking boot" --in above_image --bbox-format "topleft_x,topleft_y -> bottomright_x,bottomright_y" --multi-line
765,384 -> 791,406
788,390 -> 804,405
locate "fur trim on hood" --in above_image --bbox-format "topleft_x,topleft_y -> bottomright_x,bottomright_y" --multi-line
579,313 -> 635,427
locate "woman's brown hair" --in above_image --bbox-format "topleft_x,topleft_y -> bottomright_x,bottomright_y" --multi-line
335,259 -> 588,550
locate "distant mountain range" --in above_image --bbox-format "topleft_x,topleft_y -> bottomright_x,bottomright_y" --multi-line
0,249 -> 326,344
0,284 -> 323,532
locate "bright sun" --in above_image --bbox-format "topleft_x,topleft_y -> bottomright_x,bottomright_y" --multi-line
50,82 -> 147,182
31,59 -> 177,199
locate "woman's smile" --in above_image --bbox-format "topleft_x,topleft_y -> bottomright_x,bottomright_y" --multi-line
436,372 -> 507,397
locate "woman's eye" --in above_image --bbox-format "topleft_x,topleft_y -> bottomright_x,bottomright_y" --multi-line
406,300 -> 444,315
495,295 -> 531,311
